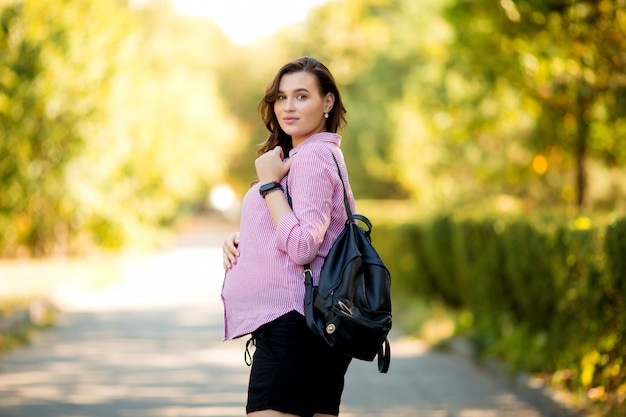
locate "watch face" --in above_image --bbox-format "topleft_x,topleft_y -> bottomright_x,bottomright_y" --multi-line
260,182 -> 281,197
260,182 -> 277,192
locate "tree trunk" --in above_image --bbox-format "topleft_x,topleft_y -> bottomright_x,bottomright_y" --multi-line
575,109 -> 588,210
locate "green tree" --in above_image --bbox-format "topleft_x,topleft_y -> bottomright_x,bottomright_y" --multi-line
67,5 -> 244,248
0,0 -> 126,256
445,0 -> 626,208
1,0 -> 243,256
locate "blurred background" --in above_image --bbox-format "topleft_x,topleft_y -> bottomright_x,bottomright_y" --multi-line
2,0 -> 624,257
1,0 -> 625,415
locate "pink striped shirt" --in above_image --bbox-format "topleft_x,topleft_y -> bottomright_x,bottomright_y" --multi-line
221,132 -> 355,340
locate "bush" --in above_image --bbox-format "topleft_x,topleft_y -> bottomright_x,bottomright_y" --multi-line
370,206 -> 626,414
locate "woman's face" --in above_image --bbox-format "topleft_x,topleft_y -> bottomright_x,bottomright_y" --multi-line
274,71 -> 334,147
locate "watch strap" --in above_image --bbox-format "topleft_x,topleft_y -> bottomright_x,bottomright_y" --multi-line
259,181 -> 283,198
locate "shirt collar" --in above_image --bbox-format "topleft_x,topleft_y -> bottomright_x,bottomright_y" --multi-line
289,132 -> 342,157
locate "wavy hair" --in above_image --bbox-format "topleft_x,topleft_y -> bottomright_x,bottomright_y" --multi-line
257,56 -> 347,156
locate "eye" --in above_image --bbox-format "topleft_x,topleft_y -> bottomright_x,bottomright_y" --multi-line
296,94 -> 307,100
277,95 -> 286,100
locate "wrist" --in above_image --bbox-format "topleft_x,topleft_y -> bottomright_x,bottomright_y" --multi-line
263,187 -> 283,198
258,177 -> 276,185
259,181 -> 283,198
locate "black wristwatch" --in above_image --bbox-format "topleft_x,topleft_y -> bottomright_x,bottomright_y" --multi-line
259,181 -> 283,198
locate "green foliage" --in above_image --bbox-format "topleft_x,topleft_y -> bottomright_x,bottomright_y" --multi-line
0,0 -> 123,256
2,0 -> 626,258
372,207 -> 626,413
0,0 -> 243,256
67,6 -> 243,249
444,0 -> 626,207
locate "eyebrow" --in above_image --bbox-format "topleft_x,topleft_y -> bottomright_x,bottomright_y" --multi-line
277,88 -> 311,94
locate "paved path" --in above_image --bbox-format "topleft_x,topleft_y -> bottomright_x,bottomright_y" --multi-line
0,216 -> 546,417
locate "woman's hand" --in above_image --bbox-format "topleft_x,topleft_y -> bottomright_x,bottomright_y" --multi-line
255,146 -> 294,184
223,232 -> 240,270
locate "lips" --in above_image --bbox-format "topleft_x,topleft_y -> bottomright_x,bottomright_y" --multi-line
283,117 -> 299,124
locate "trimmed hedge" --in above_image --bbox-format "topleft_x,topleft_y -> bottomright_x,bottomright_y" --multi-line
371,210 -> 625,413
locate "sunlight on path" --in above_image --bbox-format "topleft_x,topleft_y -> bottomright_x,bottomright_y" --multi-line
50,216 -> 230,313
51,247 -> 224,312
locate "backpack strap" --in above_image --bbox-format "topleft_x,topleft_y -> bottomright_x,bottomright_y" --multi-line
329,151 -> 353,220
285,149 -> 350,217
285,148 -> 351,271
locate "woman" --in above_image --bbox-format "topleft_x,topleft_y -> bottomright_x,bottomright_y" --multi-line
221,56 -> 355,417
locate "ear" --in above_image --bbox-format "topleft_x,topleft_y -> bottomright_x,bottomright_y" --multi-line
323,92 -> 335,113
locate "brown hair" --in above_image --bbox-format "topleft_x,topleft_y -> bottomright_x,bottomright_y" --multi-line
257,56 -> 347,156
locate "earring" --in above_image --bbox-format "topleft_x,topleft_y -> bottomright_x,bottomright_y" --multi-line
324,112 -> 329,119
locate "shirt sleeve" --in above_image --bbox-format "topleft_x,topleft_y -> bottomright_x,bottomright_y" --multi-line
275,144 -> 337,265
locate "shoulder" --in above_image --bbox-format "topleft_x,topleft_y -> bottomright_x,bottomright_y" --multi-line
293,141 -> 339,166
290,144 -> 337,182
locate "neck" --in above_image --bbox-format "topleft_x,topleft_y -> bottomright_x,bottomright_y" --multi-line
292,129 -> 327,148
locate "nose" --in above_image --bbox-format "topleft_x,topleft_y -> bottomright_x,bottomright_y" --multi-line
284,97 -> 295,111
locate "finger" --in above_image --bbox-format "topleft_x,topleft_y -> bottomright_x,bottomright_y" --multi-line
284,155 -> 295,170
223,233 -> 239,254
225,242 -> 239,257
222,242 -> 231,255
231,232 -> 240,247
225,249 -> 238,266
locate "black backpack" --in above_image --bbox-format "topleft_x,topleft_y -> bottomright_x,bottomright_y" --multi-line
288,150 -> 392,373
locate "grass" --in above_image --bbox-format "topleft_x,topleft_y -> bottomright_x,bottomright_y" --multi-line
0,297 -> 56,353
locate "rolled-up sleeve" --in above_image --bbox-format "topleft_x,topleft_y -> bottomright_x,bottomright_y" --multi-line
275,145 -> 336,265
